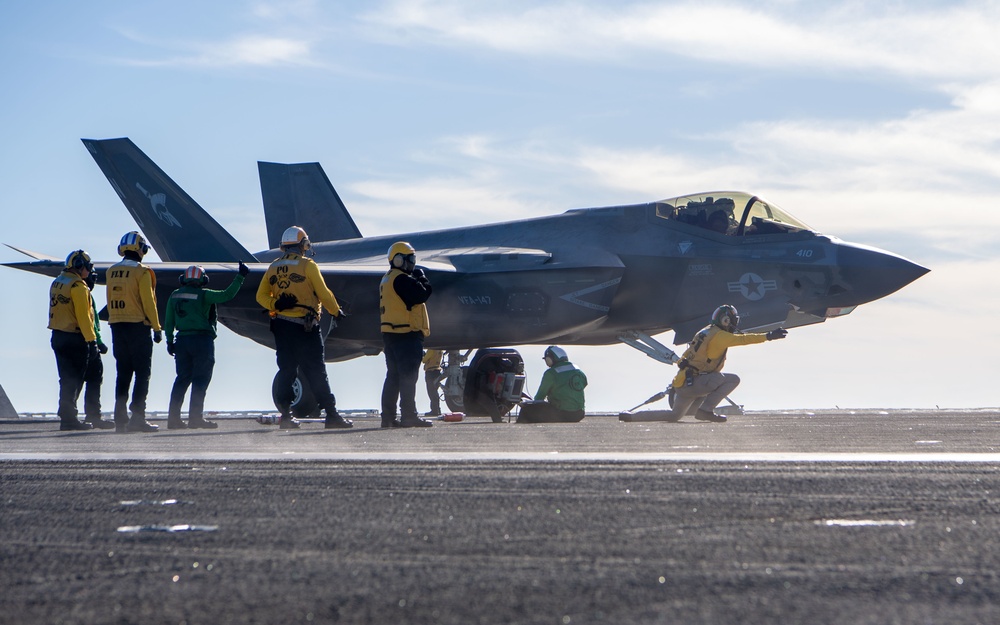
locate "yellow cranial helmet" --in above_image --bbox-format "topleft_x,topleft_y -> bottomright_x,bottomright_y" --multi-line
387,241 -> 416,270
65,249 -> 93,272
117,231 -> 149,258
280,226 -> 310,251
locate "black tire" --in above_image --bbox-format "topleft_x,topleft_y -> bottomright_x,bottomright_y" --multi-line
271,370 -> 321,418
444,393 -> 464,413
462,348 -> 523,420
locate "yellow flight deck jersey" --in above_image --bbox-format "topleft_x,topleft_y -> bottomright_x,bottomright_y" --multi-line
422,349 -> 443,371
379,268 -> 429,336
672,325 -> 767,388
106,259 -> 161,330
255,253 -> 340,317
48,271 -> 97,342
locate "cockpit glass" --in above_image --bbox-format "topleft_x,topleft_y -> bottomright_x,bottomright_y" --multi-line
654,191 -> 813,236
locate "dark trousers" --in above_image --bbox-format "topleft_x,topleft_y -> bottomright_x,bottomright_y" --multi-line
425,369 -> 442,414
271,318 -> 336,416
381,332 -> 424,420
83,341 -> 103,421
516,400 -> 585,423
110,322 -> 153,425
51,330 -> 89,422
168,334 -> 216,423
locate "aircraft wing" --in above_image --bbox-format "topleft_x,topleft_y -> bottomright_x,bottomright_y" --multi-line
4,244 -> 62,262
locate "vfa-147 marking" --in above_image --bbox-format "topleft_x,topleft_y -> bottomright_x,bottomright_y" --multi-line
4,138 -> 928,419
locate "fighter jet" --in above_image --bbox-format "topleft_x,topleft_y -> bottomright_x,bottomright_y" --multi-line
4,138 -> 928,418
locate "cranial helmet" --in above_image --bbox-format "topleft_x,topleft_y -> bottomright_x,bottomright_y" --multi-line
180,265 -> 209,286
712,304 -> 740,330
65,249 -> 93,273
388,241 -> 416,272
280,226 -> 310,252
543,345 -> 568,366
118,231 -> 149,258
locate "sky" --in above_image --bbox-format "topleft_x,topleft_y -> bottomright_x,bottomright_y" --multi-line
2,0 -> 998,414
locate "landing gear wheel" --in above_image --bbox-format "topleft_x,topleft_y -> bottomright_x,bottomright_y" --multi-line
444,393 -> 464,413
462,348 -> 525,421
271,370 -> 321,419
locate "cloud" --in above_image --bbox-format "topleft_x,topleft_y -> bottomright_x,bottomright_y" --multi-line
362,1 -> 1000,84
116,33 -> 315,68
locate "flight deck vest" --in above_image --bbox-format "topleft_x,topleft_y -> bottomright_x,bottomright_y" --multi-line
48,271 -> 90,333
107,259 -> 157,324
264,254 -> 322,317
168,287 -> 218,336
681,325 -> 728,374
380,268 -> 429,335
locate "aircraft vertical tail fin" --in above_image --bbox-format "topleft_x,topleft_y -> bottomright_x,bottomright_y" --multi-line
0,383 -> 18,419
258,161 -> 363,248
82,138 -> 257,263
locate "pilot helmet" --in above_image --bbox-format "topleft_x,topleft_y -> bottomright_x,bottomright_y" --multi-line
117,231 -> 149,258
180,265 -> 209,287
280,226 -> 310,252
543,345 -> 568,367
388,241 -> 416,272
712,304 -> 740,330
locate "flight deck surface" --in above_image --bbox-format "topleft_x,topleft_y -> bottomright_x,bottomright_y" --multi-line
2,410 -> 998,624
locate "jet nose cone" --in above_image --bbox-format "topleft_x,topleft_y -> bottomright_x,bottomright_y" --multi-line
835,243 -> 929,305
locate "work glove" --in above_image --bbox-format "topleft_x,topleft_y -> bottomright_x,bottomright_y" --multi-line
153,330 -> 163,344
98,342 -> 108,355
166,342 -> 175,357
87,341 -> 97,352
411,267 -> 425,280
238,261 -> 249,277
274,292 -> 298,311
765,328 -> 788,341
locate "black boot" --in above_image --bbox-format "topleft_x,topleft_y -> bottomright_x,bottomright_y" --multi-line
85,416 -> 116,430
324,409 -> 353,429
60,419 -> 93,431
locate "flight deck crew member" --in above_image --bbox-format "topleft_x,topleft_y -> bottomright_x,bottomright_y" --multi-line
516,346 -> 587,423
380,241 -> 433,428
422,349 -> 443,416
48,250 -> 97,431
164,262 -> 248,430
256,226 -> 352,430
107,231 -> 163,433
82,269 -> 114,429
668,304 -> 787,423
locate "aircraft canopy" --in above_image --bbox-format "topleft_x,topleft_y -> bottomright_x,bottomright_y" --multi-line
655,191 -> 813,236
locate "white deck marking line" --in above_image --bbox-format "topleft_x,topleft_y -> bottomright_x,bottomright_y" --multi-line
3,452 -> 1000,462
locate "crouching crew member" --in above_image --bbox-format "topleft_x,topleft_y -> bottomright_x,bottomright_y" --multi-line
48,250 -> 98,431
164,262 -> 248,429
107,231 -> 162,433
669,304 -> 787,423
517,346 -> 587,423
380,242 -> 433,428
256,226 -> 352,430
83,268 -> 114,429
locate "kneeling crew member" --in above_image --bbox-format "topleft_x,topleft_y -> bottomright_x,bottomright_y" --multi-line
669,304 -> 787,423
380,242 -> 433,428
107,231 -> 162,433
165,262 -> 248,429
48,250 -> 98,431
256,226 -> 352,430
517,346 -> 587,423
